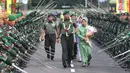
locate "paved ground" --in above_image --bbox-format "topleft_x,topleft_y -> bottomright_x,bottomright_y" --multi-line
25,41 -> 129,73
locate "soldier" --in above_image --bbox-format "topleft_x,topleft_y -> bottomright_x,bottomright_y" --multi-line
71,12 -> 77,59
42,14 -> 57,61
8,14 -> 16,27
120,12 -> 129,22
57,10 -> 78,68
76,17 -> 92,67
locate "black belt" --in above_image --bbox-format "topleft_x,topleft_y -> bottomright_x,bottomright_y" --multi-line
46,34 -> 56,36
62,34 -> 73,36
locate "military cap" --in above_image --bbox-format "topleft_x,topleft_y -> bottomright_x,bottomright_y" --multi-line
116,13 -> 121,17
15,14 -> 20,18
63,10 -> 69,15
15,13 -> 22,18
124,12 -> 129,16
8,14 -> 16,21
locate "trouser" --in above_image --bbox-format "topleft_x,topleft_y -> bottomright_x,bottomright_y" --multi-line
76,36 -> 82,61
45,34 -> 56,58
61,34 -> 74,66
79,43 -> 92,64
72,42 -> 77,59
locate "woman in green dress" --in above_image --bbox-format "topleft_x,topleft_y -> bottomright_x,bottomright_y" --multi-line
76,17 -> 93,67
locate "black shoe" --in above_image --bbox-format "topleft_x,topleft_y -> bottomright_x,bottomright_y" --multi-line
88,62 -> 90,66
51,56 -> 54,61
63,64 -> 67,68
68,64 -> 71,67
72,56 -> 76,60
88,55 -> 92,63
47,54 -> 50,59
51,58 -> 54,61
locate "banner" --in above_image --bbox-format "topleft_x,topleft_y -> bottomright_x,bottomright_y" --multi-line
116,0 -> 130,13
6,0 -> 12,14
124,0 -> 129,12
129,0 -> 130,12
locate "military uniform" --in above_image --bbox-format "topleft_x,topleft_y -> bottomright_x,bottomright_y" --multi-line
42,14 -> 57,61
71,13 -> 77,59
0,14 -> 16,73
58,10 -> 77,68
0,10 -> 44,72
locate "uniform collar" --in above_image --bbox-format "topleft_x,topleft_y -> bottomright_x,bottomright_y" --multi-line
64,19 -> 70,21
48,21 -> 53,23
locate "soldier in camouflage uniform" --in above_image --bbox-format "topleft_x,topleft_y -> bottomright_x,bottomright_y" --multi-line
42,14 -> 58,61
57,10 -> 78,68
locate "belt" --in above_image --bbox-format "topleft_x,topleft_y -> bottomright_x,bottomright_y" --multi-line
45,34 -> 56,37
46,34 -> 55,35
62,33 -> 73,36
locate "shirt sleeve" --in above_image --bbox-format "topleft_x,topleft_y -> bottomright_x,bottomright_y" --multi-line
55,24 -> 58,31
73,33 -> 76,40
58,22 -> 63,29
73,27 -> 76,40
76,28 -> 85,40
42,23 -> 44,29
42,23 -> 47,30
73,22 -> 77,28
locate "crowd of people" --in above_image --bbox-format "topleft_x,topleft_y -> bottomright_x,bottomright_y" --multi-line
41,10 -> 97,68
1,6 -> 130,70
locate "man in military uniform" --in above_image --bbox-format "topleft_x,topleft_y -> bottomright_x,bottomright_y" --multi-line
57,10 -> 78,68
71,13 -> 77,59
8,14 -> 16,27
42,14 -> 57,61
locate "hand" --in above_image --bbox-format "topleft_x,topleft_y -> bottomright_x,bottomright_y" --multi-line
84,37 -> 89,42
72,32 -> 75,34
57,38 -> 60,43
69,22 -> 72,24
84,37 -> 88,41
41,38 -> 44,41
41,37 -> 44,41
74,39 -> 76,43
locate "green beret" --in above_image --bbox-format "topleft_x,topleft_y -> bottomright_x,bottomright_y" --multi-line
16,13 -> 22,18
63,10 -> 69,15
124,12 -> 129,16
116,13 -> 121,17
8,14 -> 16,21
16,14 -> 20,18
